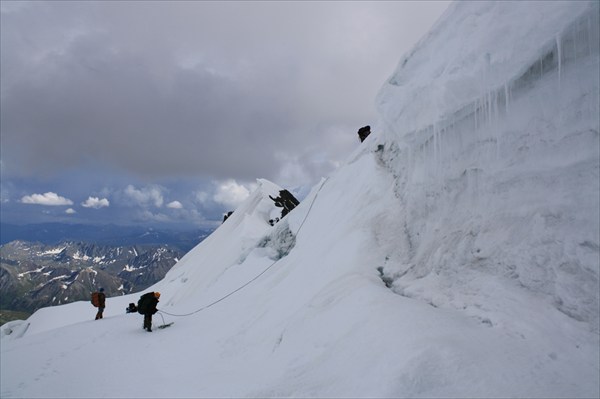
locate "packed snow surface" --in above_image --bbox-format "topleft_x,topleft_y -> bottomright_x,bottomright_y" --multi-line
2,1 -> 598,398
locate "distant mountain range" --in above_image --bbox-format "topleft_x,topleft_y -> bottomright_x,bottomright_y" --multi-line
0,223 -> 215,324
0,240 -> 184,319
0,223 -> 214,253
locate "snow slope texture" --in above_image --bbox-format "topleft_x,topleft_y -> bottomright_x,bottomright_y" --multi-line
1,1 -> 599,398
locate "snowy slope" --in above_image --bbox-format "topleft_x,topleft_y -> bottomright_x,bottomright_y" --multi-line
2,1 -> 599,398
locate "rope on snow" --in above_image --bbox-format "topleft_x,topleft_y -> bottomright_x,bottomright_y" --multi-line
158,178 -> 329,319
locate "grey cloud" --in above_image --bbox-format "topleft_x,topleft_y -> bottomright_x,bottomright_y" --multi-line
1,1 -> 450,208
123,185 -> 165,208
1,26 -> 299,180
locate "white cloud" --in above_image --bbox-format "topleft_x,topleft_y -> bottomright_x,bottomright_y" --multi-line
124,185 -> 164,207
81,196 -> 110,209
20,192 -> 73,206
166,200 -> 183,209
213,180 -> 250,209
65,208 -> 76,214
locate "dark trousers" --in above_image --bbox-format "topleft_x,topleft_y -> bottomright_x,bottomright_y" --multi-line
95,307 -> 104,320
143,314 -> 153,330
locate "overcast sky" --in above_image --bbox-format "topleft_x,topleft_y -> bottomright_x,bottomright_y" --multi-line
1,0 -> 450,230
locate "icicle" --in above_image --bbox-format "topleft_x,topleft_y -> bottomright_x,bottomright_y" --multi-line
556,34 -> 562,89
479,100 -> 483,130
588,15 -> 592,56
433,122 -> 438,175
504,83 -> 510,115
435,123 -> 441,182
487,91 -> 492,128
494,90 -> 499,123
487,92 -> 492,127
574,27 -> 578,60
494,90 -> 500,160
437,125 -> 441,169
487,91 -> 494,126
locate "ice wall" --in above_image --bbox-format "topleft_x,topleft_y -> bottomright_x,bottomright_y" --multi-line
376,1 -> 597,137
374,1 -> 599,332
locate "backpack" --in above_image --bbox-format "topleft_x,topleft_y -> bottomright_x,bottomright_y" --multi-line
137,293 -> 154,315
126,303 -> 138,314
91,292 -> 100,307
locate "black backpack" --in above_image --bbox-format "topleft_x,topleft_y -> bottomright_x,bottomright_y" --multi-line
137,292 -> 154,314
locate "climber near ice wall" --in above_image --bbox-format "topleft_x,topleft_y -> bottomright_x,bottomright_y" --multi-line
223,211 -> 234,223
269,189 -> 300,221
357,125 -> 371,142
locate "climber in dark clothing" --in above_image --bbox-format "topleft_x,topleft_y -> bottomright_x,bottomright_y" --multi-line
95,288 -> 106,320
137,292 -> 160,332
269,189 -> 300,219
357,125 -> 371,142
